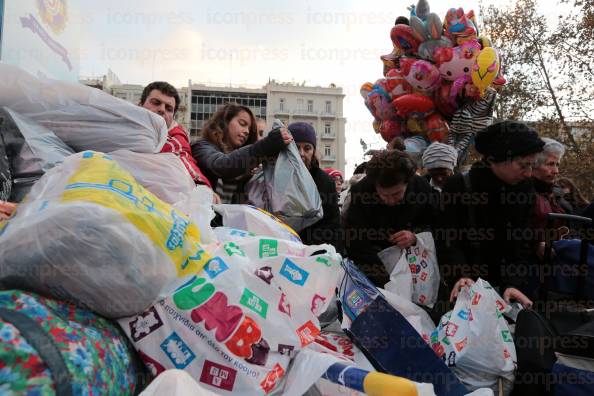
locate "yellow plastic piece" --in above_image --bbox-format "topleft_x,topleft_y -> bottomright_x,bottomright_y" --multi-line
363,372 -> 418,396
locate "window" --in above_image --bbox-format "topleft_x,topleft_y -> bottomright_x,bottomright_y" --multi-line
324,123 -> 332,135
279,98 -> 285,111
297,98 -> 304,111
307,100 -> 313,113
325,101 -> 332,113
324,145 -> 332,157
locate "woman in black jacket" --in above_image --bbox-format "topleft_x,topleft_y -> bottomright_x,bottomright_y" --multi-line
287,122 -> 341,250
343,149 -> 437,287
438,121 -> 545,307
191,103 -> 292,203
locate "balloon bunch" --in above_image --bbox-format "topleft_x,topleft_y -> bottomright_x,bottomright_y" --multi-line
361,0 -> 505,145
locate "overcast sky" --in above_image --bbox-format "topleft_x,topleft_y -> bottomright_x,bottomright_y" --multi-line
78,0 -> 520,175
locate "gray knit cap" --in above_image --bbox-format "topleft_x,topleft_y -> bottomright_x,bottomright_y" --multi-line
422,142 -> 458,171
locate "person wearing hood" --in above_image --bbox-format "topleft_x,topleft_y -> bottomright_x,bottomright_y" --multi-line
288,122 -> 341,250
422,142 -> 458,193
438,121 -> 545,308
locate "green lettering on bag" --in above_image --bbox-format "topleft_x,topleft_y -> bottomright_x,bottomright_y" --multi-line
501,330 -> 512,342
239,288 -> 268,319
259,239 -> 278,258
224,242 -> 245,257
442,337 -> 450,346
316,257 -> 331,267
173,277 -> 215,310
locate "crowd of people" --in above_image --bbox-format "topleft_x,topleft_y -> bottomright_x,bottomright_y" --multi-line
2,80 -> 593,315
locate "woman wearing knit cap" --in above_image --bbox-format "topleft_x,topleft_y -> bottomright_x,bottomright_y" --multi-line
422,142 -> 458,192
438,120 -> 545,308
343,149 -> 437,287
323,168 -> 344,195
288,122 -> 341,250
191,103 -> 293,203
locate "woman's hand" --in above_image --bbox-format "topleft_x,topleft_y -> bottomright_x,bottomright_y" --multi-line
280,127 -> 293,145
503,287 -> 533,309
0,201 -> 17,220
388,230 -> 417,248
449,277 -> 475,302
212,193 -> 221,205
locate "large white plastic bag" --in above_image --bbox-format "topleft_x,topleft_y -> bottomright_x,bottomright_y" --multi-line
379,232 -> 440,308
0,63 -> 167,153
0,151 -> 211,318
381,288 -> 436,344
140,370 -> 220,396
246,122 -> 322,232
430,279 -> 516,393
119,232 -> 342,395
214,204 -> 302,243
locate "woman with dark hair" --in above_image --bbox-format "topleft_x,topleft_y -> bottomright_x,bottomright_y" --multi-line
287,122 -> 341,249
343,149 -> 436,286
557,177 -> 590,215
191,103 -> 292,203
438,120 -> 545,307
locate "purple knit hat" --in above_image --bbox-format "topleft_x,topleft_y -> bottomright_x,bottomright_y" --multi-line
288,122 -> 317,148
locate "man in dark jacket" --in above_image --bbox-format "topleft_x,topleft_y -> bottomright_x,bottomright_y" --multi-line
288,122 -> 341,251
438,121 -> 545,307
343,149 -> 437,287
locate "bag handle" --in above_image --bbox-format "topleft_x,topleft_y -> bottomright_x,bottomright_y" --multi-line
0,308 -> 73,396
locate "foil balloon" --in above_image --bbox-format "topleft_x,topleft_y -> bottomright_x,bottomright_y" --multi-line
360,82 -> 374,99
471,47 -> 500,96
379,120 -> 405,143
425,113 -> 449,142
391,24 -> 421,55
366,87 -> 397,120
402,59 -> 442,93
433,39 -> 480,81
393,93 -> 435,119
385,68 -> 413,98
443,8 -> 477,45
434,82 -> 458,118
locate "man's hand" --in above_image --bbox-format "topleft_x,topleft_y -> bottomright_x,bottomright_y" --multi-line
503,287 -> 533,309
212,193 -> 221,205
449,277 -> 475,302
0,201 -> 17,220
280,127 -> 293,145
388,230 -> 417,248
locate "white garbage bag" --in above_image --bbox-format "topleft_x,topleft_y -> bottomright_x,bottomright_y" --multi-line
0,63 -> 168,153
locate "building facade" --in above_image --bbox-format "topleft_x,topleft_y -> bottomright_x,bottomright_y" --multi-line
81,76 -> 346,173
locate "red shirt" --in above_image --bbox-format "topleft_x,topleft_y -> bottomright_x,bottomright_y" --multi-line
160,123 -> 211,188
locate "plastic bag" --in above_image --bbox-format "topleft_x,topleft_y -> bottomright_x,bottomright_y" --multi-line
246,120 -> 323,232
0,133 -> 11,201
0,107 -> 75,201
214,204 -> 302,243
0,64 -> 168,153
431,279 -> 516,393
0,151 -> 210,318
140,370 -> 220,396
119,231 -> 342,395
379,232 -> 440,308
381,288 -> 436,344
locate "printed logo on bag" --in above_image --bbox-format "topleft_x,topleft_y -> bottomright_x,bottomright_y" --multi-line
204,257 -> 229,279
420,272 -> 428,282
504,347 -> 511,359
430,332 -> 438,345
471,292 -> 482,306
408,255 -> 417,264
167,211 -> 190,250
445,351 -> 457,367
296,321 -> 320,347
457,309 -> 470,321
455,337 -> 468,352
420,260 -> 428,269
278,344 -> 295,356
129,307 -> 163,342
495,299 -> 506,313
224,242 -> 245,257
311,294 -> 327,316
280,259 -> 309,286
421,250 -> 428,259
260,363 -> 285,394
441,336 -> 451,346
259,239 -> 279,258
160,332 -> 196,369
432,343 -> 445,357
501,330 -> 512,343
254,266 -> 274,284
200,360 -> 237,391
316,256 -> 332,267
278,293 -> 292,316
414,247 -> 420,256
240,288 -> 269,319
138,351 -> 166,376
468,309 -> 474,321
445,322 -> 459,337
230,229 -> 253,238
182,247 -> 207,271
418,294 -> 427,304
173,276 -> 270,366
409,264 -> 420,274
